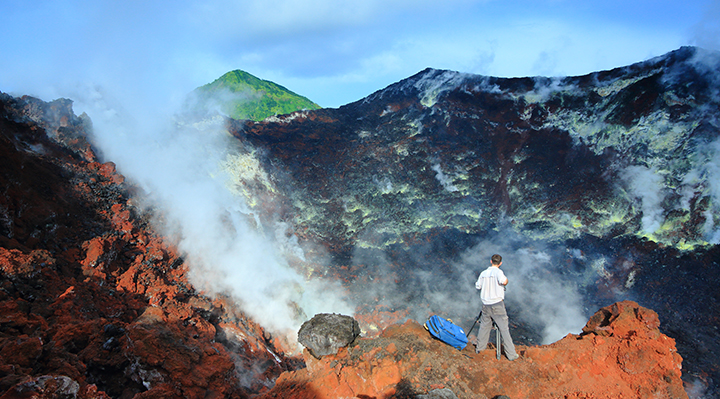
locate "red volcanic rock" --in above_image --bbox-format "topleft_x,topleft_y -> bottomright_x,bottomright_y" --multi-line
354,304 -> 411,337
258,301 -> 686,399
0,375 -> 115,399
0,247 -> 54,277
0,93 -> 292,398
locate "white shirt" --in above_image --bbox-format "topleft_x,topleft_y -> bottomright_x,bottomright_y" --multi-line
475,266 -> 508,305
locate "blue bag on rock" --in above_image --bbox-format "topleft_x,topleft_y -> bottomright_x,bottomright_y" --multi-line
424,315 -> 469,350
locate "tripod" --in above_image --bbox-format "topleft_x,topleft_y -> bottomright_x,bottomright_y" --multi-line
466,310 -> 501,360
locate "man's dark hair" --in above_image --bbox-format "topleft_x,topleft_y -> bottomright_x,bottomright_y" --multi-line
491,254 -> 502,265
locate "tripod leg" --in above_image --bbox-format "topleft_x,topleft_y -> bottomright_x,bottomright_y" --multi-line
466,311 -> 483,338
494,322 -> 501,360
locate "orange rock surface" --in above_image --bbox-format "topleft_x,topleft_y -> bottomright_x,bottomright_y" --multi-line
258,301 -> 686,399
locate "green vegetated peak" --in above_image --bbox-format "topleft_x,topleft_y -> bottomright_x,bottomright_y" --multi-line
192,70 -> 321,121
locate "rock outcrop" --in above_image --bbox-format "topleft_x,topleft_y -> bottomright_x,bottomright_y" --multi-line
259,301 -> 686,399
298,313 -> 361,359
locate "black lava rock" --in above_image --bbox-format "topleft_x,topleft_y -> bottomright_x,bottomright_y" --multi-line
297,313 -> 360,359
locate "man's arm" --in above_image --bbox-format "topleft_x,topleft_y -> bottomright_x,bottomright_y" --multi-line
498,270 -> 508,286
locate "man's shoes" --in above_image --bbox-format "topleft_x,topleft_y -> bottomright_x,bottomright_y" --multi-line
507,354 -> 520,361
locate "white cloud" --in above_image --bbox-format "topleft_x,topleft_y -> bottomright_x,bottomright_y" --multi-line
0,0 -> 710,109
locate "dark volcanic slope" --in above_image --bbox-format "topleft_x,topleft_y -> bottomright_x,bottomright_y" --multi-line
232,46 -> 720,252
226,46 -> 720,395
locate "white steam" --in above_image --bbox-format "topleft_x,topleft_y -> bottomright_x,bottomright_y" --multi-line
183,87 -> 260,119
701,138 -> 720,243
432,163 -> 459,192
72,85 -> 352,341
347,230 -> 588,345
509,248 -> 586,343
621,165 -> 666,234
458,239 -> 587,344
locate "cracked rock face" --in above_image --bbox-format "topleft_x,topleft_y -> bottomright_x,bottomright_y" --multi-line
297,313 -> 360,358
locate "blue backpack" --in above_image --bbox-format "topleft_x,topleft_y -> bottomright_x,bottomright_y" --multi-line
424,315 -> 469,350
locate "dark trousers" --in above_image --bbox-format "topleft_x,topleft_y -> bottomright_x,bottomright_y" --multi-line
475,300 -> 518,360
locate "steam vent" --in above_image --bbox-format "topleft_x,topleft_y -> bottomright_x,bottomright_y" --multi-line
1,46 -> 719,398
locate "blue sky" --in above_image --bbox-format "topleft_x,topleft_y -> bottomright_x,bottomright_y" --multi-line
1,0 -> 719,110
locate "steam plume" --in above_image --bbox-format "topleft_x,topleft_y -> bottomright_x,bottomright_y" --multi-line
347,229 -> 588,345
621,165 -> 666,234
457,236 -> 587,344
72,85 -> 353,343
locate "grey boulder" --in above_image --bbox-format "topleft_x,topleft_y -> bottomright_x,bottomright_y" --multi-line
298,313 -> 360,358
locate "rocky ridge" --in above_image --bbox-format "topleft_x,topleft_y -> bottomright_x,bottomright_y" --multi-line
229,46 -> 720,252
261,301 -> 686,399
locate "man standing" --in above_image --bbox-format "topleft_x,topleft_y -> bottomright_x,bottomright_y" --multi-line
474,254 -> 519,360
